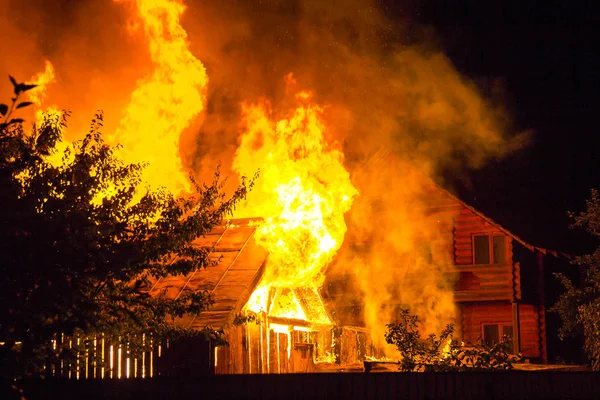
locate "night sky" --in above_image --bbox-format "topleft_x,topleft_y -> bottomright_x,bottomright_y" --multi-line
390,0 -> 600,255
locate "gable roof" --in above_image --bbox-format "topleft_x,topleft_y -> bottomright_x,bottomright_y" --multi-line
147,218 -> 268,330
361,147 -> 570,259
267,286 -> 333,326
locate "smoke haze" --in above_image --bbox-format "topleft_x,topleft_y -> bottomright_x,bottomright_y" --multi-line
1,0 -> 527,351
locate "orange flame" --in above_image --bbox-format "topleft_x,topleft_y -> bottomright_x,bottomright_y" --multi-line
235,76 -> 357,320
28,61 -> 57,119
27,61 -> 68,166
28,61 -> 63,125
109,0 -> 208,195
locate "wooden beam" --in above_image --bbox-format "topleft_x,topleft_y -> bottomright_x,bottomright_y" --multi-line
536,249 -> 548,363
512,302 -> 521,354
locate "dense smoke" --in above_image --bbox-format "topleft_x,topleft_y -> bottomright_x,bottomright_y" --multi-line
178,0 -> 525,351
1,0 -> 526,352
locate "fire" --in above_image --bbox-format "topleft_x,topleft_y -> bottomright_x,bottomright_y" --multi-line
28,61 -> 60,124
108,0 -> 208,195
441,338 -> 452,359
27,61 -> 69,166
28,61 -> 64,131
235,75 -> 357,321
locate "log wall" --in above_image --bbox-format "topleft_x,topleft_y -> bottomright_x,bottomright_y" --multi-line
460,303 -> 540,358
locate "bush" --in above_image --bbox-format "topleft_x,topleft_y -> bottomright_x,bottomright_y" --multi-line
385,309 -> 521,371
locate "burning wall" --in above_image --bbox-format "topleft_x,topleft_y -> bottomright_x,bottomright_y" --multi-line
1,0 -> 526,357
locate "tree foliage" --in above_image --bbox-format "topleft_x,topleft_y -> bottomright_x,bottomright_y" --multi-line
385,309 -> 520,372
551,189 -> 600,370
0,76 -> 252,379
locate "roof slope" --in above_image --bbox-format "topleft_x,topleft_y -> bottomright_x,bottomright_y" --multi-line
148,218 -> 267,330
363,147 -> 569,258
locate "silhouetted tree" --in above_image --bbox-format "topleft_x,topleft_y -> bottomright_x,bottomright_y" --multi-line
552,189 -> 600,370
0,76 -> 252,379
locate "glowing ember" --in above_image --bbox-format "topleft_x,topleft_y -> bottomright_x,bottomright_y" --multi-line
315,351 -> 337,364
235,75 -> 357,322
108,0 -> 208,195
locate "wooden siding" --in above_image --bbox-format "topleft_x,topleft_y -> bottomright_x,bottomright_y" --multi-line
460,303 -> 540,358
518,305 -> 541,358
453,208 -> 514,266
453,264 -> 514,302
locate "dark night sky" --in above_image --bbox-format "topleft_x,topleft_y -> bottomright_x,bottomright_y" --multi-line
388,0 -> 600,255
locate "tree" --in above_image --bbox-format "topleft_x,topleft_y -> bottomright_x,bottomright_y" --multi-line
0,76 -> 252,379
385,309 -> 520,371
551,189 -> 600,370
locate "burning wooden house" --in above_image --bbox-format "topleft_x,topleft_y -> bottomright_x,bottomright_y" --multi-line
149,183 -> 564,375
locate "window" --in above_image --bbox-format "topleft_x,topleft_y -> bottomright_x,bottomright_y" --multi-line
473,234 -> 507,265
482,324 -> 499,344
482,324 -> 515,353
473,236 -> 490,264
493,236 -> 507,264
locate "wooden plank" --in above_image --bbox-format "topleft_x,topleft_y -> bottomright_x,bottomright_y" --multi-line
269,330 -> 277,374
189,311 -> 231,329
454,243 -> 472,252
455,291 -> 513,302
229,236 -> 268,270
454,236 -> 473,244
210,285 -> 248,311
278,333 -> 289,373
183,265 -> 229,292
453,264 -> 511,272
191,234 -> 224,248
454,226 -> 502,234
149,275 -> 188,299
216,227 -> 256,252
220,269 -> 261,287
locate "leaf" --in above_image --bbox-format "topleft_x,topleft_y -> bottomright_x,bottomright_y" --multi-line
9,75 -> 17,87
16,101 -> 34,109
8,118 -> 24,125
21,84 -> 38,92
0,103 -> 7,116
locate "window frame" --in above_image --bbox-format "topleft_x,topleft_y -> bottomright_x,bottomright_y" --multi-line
472,233 -> 508,265
481,323 -> 515,353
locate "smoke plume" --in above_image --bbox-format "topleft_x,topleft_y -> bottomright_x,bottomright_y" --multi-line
1,0 -> 526,352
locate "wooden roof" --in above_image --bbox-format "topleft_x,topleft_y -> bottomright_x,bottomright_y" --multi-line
147,218 -> 267,330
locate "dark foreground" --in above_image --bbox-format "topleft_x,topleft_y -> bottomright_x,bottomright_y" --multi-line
10,371 -> 600,400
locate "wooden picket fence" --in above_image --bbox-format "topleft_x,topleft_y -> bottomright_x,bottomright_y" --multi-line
44,333 -> 162,379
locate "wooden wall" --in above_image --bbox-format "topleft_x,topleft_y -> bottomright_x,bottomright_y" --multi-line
517,305 -> 542,358
460,303 -> 540,358
216,322 -> 328,374
453,264 -> 515,302
453,208 -> 513,266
